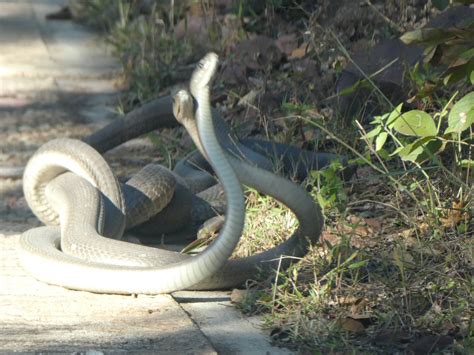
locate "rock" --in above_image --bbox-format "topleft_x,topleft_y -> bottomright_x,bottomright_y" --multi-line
425,4 -> 474,28
335,5 -> 474,119
336,38 -> 421,117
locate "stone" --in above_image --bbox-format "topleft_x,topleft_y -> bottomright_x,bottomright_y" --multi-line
335,5 -> 474,119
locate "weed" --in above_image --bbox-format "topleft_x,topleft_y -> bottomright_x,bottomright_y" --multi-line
108,8 -> 193,109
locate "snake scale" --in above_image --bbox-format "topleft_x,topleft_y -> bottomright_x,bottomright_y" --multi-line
18,53 -> 324,294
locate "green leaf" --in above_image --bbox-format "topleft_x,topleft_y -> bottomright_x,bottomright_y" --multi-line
375,132 -> 388,151
439,92 -> 459,119
363,126 -> 382,139
413,138 -> 444,162
423,45 -> 438,63
390,145 -> 405,157
400,28 -> 453,46
446,91 -> 474,133
396,138 -> 443,163
400,29 -> 422,45
397,143 -> 423,162
338,80 -> 362,96
377,148 -> 390,160
410,135 -> 435,147
386,103 -> 404,129
459,47 -> 474,61
444,67 -> 465,85
459,159 -> 474,168
471,70 -> 474,84
371,112 -> 389,125
443,59 -> 474,86
392,110 -> 437,137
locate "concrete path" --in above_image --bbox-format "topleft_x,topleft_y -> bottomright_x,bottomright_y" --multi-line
0,1 -> 290,353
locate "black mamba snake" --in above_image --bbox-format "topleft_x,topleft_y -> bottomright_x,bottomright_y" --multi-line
18,53 -> 324,293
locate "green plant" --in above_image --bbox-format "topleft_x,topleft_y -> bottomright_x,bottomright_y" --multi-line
310,160 -> 348,211
362,91 -> 473,168
108,6 -> 193,108
70,0 -> 138,31
405,61 -> 444,103
400,10 -> 474,88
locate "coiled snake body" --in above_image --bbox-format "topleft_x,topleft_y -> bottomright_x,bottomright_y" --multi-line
18,53 -> 324,293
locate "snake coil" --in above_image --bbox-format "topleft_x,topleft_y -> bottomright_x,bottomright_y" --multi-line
18,53 -> 324,293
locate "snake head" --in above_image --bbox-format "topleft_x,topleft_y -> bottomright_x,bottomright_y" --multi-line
173,89 -> 207,158
173,90 -> 195,125
189,52 -> 219,97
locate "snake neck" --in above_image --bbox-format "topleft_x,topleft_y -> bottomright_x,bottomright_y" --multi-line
185,116 -> 208,160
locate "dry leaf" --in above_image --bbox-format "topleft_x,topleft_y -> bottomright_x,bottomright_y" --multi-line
338,216 -> 374,238
335,218 -> 378,248
289,42 -> 309,59
419,222 -> 430,234
440,200 -> 470,228
303,128 -> 315,141
320,229 -> 341,246
364,218 -> 383,232
230,289 -> 248,304
399,228 -> 414,239
336,295 -> 362,305
337,317 -> 366,333
349,298 -> 369,317
348,215 -> 363,224
237,89 -> 262,107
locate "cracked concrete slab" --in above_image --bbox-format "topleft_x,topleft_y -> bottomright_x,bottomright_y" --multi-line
174,291 -> 294,354
0,235 -> 216,354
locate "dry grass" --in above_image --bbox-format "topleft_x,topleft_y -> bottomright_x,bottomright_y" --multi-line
234,188 -> 298,258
